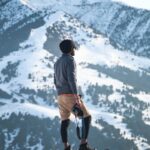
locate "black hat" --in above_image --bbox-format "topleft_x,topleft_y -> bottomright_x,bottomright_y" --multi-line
59,39 -> 76,54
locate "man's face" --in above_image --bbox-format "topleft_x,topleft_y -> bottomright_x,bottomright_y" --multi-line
70,48 -> 75,56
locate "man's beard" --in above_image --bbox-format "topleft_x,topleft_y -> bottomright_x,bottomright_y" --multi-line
70,49 -> 75,56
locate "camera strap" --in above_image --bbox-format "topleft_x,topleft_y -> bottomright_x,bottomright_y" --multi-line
75,116 -> 85,140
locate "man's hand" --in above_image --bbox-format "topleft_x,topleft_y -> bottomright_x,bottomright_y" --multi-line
72,103 -> 83,117
73,94 -> 81,106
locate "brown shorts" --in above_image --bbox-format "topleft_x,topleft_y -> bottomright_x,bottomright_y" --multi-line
57,94 -> 90,120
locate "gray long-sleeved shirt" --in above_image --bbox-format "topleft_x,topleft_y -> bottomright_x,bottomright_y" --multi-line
54,53 -> 78,95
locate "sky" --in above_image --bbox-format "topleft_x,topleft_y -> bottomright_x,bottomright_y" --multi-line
20,0 -> 150,11
113,0 -> 150,10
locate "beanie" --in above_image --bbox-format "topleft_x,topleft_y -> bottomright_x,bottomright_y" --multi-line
59,39 -> 76,54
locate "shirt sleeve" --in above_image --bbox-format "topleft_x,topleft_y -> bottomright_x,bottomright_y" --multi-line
54,63 -> 56,86
66,58 -> 78,94
54,73 -> 56,86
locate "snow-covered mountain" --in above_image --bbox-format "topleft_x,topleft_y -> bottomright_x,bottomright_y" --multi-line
1,0 -> 150,150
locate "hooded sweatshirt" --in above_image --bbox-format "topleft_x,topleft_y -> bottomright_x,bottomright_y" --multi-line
54,53 -> 78,95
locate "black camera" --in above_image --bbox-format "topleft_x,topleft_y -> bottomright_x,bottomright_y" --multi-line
72,103 -> 83,117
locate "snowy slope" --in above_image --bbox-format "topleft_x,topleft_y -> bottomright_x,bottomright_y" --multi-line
18,0 -> 150,58
1,0 -> 150,150
0,103 -> 62,150
0,0 -> 32,33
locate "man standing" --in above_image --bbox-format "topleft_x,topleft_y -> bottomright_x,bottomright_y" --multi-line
54,39 -> 94,150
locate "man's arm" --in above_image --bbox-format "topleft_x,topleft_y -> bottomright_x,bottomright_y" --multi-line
54,63 -> 57,87
66,58 -> 78,94
54,73 -> 56,86
66,58 -> 81,105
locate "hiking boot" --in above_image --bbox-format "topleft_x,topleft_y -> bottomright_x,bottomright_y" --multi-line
65,145 -> 71,150
79,143 -> 95,150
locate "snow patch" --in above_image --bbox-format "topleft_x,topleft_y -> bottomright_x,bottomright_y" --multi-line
132,92 -> 150,103
0,103 -> 59,120
113,0 -> 150,10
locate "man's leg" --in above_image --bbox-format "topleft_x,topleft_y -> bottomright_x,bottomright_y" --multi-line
81,115 -> 91,144
77,100 -> 94,150
61,119 -> 70,149
58,95 -> 72,150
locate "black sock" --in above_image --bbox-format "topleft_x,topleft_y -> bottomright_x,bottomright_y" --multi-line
61,119 -> 70,143
82,115 -> 91,139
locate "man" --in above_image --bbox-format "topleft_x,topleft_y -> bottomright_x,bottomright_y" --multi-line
54,39 -> 94,150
